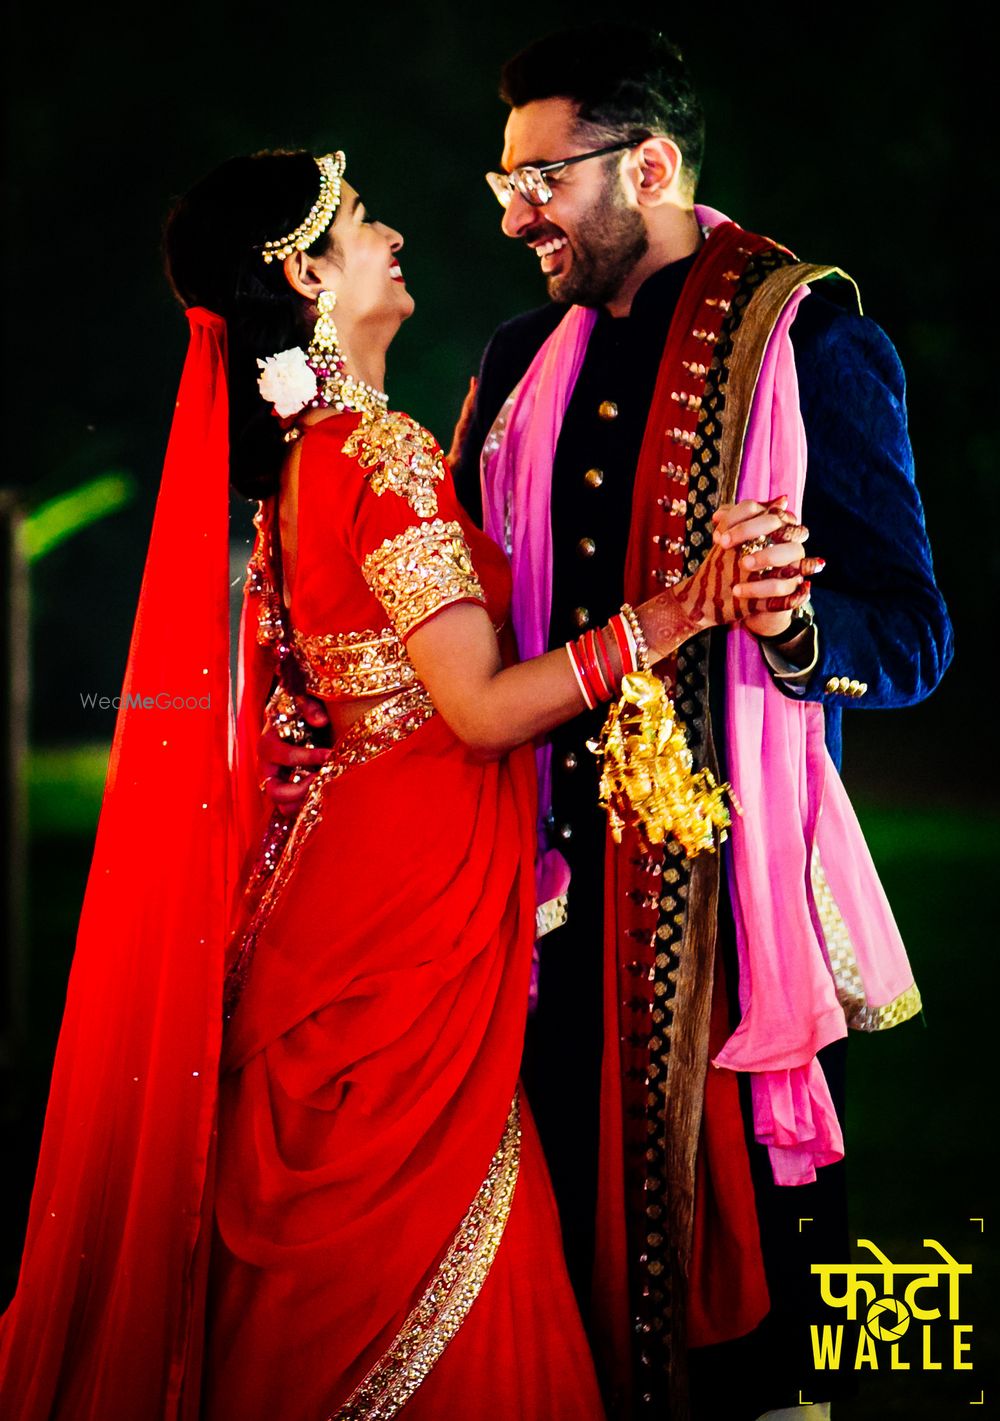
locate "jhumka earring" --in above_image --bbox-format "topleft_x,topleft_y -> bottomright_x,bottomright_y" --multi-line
306,290 -> 388,418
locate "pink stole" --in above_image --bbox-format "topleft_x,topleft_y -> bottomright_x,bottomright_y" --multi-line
481,212 -> 920,1185
481,307 -> 597,925
715,285 -> 917,1183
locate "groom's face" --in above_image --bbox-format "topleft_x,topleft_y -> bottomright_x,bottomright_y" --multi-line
499,96 -> 648,308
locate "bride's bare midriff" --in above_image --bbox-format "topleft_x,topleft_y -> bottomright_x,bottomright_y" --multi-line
279,423 -> 400,742
322,692 -> 397,738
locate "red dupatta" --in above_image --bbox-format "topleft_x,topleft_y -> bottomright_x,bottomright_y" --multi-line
0,309 -> 269,1420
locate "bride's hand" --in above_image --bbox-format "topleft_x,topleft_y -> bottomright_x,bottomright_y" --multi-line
675,497 -> 815,632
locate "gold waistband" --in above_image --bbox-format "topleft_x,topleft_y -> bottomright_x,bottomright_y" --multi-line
330,682 -> 436,772
293,625 -> 418,700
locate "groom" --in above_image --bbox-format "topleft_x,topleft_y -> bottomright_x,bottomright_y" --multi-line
262,23 -> 951,1420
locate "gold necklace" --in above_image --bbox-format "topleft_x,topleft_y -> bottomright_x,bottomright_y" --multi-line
315,369 -> 389,419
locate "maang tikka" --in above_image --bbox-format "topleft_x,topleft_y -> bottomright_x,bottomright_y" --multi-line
306,290 -> 388,418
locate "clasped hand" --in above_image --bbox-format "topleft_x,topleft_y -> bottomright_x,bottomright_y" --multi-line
670,495 -> 822,639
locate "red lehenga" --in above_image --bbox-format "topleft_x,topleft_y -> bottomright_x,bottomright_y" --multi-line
205,411 -> 605,1420
0,309 -> 603,1421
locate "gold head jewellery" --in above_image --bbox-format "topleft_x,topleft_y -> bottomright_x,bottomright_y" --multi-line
260,151 -> 347,264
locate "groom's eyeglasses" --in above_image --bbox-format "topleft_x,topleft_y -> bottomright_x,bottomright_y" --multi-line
485,140 -> 637,209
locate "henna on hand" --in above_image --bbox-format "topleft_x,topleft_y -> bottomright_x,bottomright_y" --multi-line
674,544 -> 742,627
767,519 -> 808,544
740,578 -> 812,617
635,499 -> 824,659
636,582 -> 707,663
738,544 -> 825,639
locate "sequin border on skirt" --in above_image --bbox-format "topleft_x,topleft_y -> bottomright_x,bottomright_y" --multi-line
329,1092 -> 522,1421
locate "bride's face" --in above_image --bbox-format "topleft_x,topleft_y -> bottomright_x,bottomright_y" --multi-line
322,180 -> 415,331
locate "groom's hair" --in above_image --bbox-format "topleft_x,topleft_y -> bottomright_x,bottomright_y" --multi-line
500,23 -> 705,196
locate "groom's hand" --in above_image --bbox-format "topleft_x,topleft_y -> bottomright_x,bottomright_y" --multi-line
259,693 -> 332,816
259,731 -> 332,816
446,376 -> 477,468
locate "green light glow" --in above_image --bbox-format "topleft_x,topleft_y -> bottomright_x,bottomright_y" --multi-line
22,473 -> 135,562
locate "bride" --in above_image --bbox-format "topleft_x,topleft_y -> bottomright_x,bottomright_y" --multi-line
0,147 -> 803,1421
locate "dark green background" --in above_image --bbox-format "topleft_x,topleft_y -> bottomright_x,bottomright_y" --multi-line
2,3 -> 994,1414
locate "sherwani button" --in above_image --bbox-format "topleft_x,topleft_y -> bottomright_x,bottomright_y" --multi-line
858,682 -> 868,696
597,400 -> 619,421
584,467 -> 604,489
562,751 -> 579,772
825,676 -> 839,694
557,822 -> 573,841
573,606 -> 591,628
838,676 -> 851,694
577,537 -> 597,558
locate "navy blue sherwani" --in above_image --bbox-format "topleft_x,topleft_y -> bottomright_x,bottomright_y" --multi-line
452,251 -> 952,1418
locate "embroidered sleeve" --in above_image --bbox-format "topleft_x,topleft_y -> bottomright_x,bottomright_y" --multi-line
361,519 -> 486,640
342,410 -> 445,517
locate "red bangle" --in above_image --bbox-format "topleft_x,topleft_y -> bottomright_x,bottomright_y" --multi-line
608,614 -> 635,675
572,632 -> 606,705
580,633 -> 607,703
581,630 -> 612,702
593,626 -> 618,697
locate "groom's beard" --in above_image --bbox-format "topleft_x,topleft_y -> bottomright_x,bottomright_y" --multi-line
547,177 -> 649,308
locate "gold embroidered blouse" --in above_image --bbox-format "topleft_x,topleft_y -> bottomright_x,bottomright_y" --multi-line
361,519 -> 485,642
248,410 -> 504,705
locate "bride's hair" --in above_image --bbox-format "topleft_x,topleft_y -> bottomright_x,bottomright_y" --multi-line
164,150 -> 335,500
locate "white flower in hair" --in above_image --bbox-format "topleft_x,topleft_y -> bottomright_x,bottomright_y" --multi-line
256,347 -> 318,417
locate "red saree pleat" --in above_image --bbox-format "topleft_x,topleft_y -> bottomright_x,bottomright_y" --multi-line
592,828 -> 640,1418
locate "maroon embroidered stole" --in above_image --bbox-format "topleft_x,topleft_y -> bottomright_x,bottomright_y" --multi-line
593,221 -> 797,1418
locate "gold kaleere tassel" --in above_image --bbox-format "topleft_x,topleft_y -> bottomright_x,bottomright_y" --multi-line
588,671 -> 739,857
